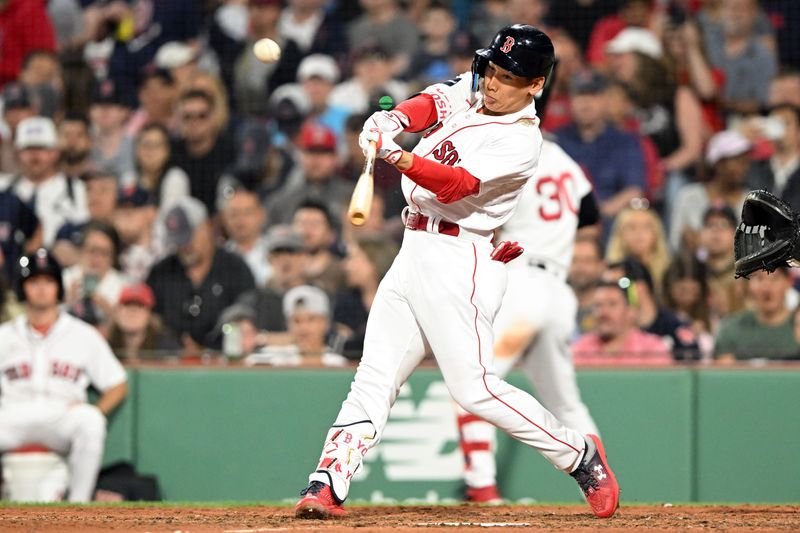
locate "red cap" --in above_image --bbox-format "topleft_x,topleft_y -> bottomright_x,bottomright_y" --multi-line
119,283 -> 156,308
298,122 -> 337,152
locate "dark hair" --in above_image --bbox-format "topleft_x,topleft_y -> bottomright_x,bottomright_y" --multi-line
179,89 -> 215,110
662,255 -> 710,329
353,234 -> 399,282
22,49 -> 59,71
631,52 -> 675,108
296,199 -> 335,228
595,277 -> 637,306
346,113 -> 370,133
139,122 -> 171,141
81,220 -> 122,270
61,112 -> 91,130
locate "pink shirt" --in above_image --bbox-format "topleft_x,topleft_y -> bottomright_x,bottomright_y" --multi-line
572,329 -> 673,367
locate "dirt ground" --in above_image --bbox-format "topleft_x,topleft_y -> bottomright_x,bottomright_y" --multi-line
0,504 -> 798,532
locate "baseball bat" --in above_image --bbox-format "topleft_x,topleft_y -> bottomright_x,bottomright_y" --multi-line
348,140 -> 376,226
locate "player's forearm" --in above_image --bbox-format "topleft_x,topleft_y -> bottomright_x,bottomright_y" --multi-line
95,381 -> 128,417
394,153 -> 480,204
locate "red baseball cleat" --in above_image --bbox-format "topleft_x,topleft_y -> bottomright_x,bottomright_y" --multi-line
294,481 -> 346,519
570,434 -> 620,518
466,484 -> 503,504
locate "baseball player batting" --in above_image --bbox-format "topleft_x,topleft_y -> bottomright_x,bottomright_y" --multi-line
0,249 -> 128,501
457,138 -> 601,503
295,24 -> 619,519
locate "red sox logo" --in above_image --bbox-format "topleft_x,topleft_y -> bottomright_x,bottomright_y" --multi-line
500,36 -> 515,53
432,140 -> 460,166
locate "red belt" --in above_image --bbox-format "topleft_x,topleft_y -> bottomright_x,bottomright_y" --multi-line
404,211 -> 460,237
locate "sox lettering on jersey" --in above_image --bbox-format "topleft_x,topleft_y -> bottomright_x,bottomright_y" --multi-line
4,362 -> 31,381
431,140 -> 461,166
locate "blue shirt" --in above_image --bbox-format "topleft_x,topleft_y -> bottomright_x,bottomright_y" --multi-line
554,124 -> 646,202
0,191 -> 39,281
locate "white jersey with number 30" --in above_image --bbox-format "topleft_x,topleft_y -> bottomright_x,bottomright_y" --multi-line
402,72 -> 544,234
500,139 -> 593,270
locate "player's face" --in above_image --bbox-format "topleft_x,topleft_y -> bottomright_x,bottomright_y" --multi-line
592,286 -> 633,340
481,62 -> 544,115
24,275 -> 60,309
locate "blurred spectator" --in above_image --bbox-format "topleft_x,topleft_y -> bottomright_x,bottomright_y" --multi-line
63,220 -> 127,330
762,0 -> 800,70
0,268 -> 23,323
215,302 -> 261,357
1,116 -> 88,247
665,20 -> 725,133
187,70 -> 232,141
447,32 -> 480,80
698,203 -> 746,325
107,282 -> 180,361
146,197 -> 255,351
278,0 -> 347,61
540,29 -> 586,132
234,226 -> 309,338
53,169 -> 118,269
46,0 -> 83,52
58,113 -> 93,180
230,0 -> 295,116
715,268 -> 800,362
606,257 -> 699,361
266,123 -> 352,226
547,0 -> 618,52
113,185 -> 163,283
407,2 -> 456,85
221,186 -> 271,287
605,202 -> 672,294
568,234 -> 606,336
18,49 -> 63,119
1,82 -> 36,174
170,90 -> 235,216
126,68 -> 178,137
89,79 -> 134,176
768,70 -> 800,107
663,254 -> 714,360
296,55 -> 348,135
292,200 -> 346,295
328,44 -> 409,115
703,0 -> 778,115
468,0 -> 512,47
747,104 -> 800,209
572,278 -> 673,366
122,123 -> 189,213
0,189 -> 41,282
223,120 -> 290,199
670,130 -> 750,251
106,0 -> 202,103
154,41 -> 199,95
244,285 -> 347,367
555,70 -> 646,223
348,0 -> 419,76
0,0 -> 56,87
605,27 -> 704,197
587,0 -> 653,68
334,234 -> 398,359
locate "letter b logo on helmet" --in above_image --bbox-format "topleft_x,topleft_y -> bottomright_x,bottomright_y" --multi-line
472,24 -> 555,81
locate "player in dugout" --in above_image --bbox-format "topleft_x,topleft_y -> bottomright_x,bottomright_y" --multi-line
294,25 -> 619,520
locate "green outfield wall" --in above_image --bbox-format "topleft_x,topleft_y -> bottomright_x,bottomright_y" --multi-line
100,367 -> 800,503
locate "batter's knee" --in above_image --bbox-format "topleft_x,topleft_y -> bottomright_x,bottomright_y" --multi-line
72,405 -> 107,443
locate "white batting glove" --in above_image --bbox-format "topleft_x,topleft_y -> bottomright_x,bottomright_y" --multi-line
364,110 -> 409,140
359,128 -> 403,165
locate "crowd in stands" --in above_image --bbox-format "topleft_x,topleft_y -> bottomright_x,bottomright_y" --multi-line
1,0 -> 800,366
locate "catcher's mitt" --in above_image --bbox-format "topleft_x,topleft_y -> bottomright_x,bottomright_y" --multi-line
734,190 -> 800,278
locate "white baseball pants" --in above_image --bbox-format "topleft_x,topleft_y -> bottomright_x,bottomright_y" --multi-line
0,401 -> 107,502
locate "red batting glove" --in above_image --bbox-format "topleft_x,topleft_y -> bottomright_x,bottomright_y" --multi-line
490,241 -> 524,264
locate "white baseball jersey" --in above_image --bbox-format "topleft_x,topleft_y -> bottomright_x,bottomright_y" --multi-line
501,139 -> 593,270
0,313 -> 126,407
403,72 -> 543,233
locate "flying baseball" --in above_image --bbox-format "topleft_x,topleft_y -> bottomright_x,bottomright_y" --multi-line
253,38 -> 281,63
